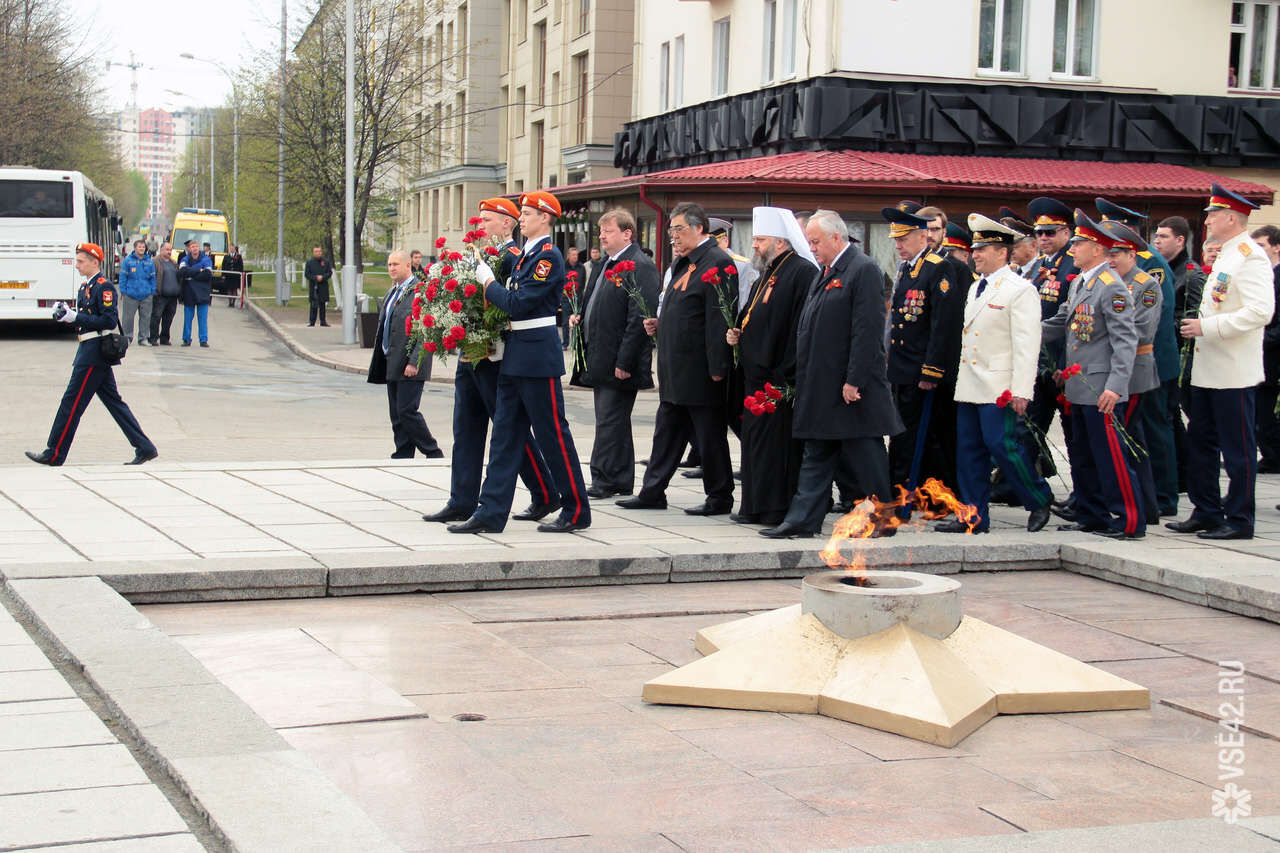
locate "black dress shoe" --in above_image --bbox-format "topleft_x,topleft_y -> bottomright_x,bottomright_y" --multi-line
616,496 -> 667,510
829,500 -> 854,515
935,519 -> 974,533
1197,525 -> 1252,541
537,517 -> 590,533
1049,502 -> 1078,522
1027,506 -> 1050,533
1057,522 -> 1105,532
200,342 -> 209,348
684,501 -> 732,516
587,485 -> 630,499
1165,517 -> 1216,534
320,322 -> 331,327
872,524 -> 897,538
24,450 -> 55,466
1093,529 -> 1145,540
125,449 -> 158,466
423,505 -> 470,523
729,512 -> 759,524
390,452 -> 414,459
760,523 -> 814,539
448,516 -> 501,534
512,501 -> 559,521
677,456 -> 698,469
680,467 -> 704,479
422,449 -> 445,459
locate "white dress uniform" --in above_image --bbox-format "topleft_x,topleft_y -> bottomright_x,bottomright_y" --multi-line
1191,234 -> 1273,389
954,264 -> 1041,404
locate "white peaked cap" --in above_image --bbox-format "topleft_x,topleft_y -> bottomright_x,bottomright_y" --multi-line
752,206 -> 816,265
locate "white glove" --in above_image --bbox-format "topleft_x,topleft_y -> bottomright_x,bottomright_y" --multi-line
56,303 -> 77,324
474,261 -> 495,286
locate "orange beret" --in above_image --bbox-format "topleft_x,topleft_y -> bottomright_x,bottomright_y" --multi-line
480,197 -> 520,219
76,242 -> 104,262
519,190 -> 562,218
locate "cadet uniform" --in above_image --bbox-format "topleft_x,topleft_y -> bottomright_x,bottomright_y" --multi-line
1042,212 -> 1144,538
461,191 -> 590,533
883,206 -> 963,507
26,243 -> 157,467
1171,185 -> 1274,539
427,198 -> 558,524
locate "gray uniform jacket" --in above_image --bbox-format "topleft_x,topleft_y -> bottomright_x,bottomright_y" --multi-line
1042,263 -> 1138,406
1121,265 -> 1162,395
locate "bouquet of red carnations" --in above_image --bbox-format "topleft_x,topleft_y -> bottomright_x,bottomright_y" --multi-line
407,218 -> 509,366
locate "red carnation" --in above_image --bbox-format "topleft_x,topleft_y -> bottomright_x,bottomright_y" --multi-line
449,299 -> 463,313
484,245 -> 499,256
404,316 -> 413,335
566,270 -> 578,281
435,236 -> 447,249
425,284 -> 438,300
444,279 -> 458,292
996,389 -> 1013,408
723,265 -> 735,276
615,260 -> 636,273
473,228 -> 486,239
1062,363 -> 1083,378
462,232 -> 474,244
441,265 -> 454,275
449,251 -> 463,261
463,283 -> 477,298
1065,274 -> 1078,282
1201,264 -> 1212,273
753,390 -> 767,402
425,341 -> 438,353
761,401 -> 777,413
1056,393 -> 1067,406
763,382 -> 782,401
468,216 -> 482,226
450,325 -> 465,338
564,280 -> 577,295
1187,262 -> 1198,270
443,336 -> 458,350
423,314 -> 435,328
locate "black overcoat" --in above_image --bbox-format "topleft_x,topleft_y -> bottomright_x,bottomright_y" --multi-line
655,238 -> 736,406
571,242 -> 660,391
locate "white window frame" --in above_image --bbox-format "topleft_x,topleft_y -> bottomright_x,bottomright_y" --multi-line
712,17 -> 731,97
1232,1 -> 1280,90
762,0 -> 777,84
781,0 -> 797,78
673,35 -> 685,108
1050,0 -> 1099,81
659,41 -> 670,112
976,0 -> 1027,77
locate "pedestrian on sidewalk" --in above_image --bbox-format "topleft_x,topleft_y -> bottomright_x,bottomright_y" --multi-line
305,245 -> 333,327
118,240 -> 155,346
222,244 -> 245,308
178,239 -> 213,347
25,243 -> 157,466
150,243 -> 180,345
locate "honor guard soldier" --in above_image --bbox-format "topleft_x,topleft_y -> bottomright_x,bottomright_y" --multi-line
999,207 -> 1042,281
449,191 -> 591,534
940,221 -> 974,269
940,214 -> 1051,534
423,197 -> 559,525
1167,184 -> 1274,540
1099,218 -> 1163,526
1096,197 -> 1181,517
26,243 -> 158,466
1042,211 -> 1145,540
882,205 -> 963,512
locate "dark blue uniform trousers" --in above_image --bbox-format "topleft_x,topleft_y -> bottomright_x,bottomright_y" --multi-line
475,374 -> 590,531
448,359 -> 557,514
1066,404 -> 1145,536
1120,393 -> 1160,525
956,403 -> 1052,532
47,358 -> 155,464
1186,386 -> 1257,535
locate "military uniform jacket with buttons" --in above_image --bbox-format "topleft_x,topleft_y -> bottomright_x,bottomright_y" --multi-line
1042,264 -> 1138,405
1135,247 -> 1179,382
1191,234 -> 1274,389
1121,266 -> 1162,395
71,273 -> 121,367
1033,246 -> 1079,372
655,238 -> 735,406
483,235 -> 568,378
954,266 -> 1041,405
887,250 -> 961,386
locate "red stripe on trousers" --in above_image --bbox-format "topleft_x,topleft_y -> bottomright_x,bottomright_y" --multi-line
52,367 -> 95,462
1124,393 -> 1140,426
525,444 -> 550,503
548,377 -> 581,523
1103,412 -> 1140,534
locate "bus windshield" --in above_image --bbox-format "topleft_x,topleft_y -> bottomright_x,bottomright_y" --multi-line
173,229 -> 228,253
0,180 -> 74,218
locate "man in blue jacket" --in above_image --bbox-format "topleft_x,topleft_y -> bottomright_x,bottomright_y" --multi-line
178,239 -> 214,347
118,240 -> 155,346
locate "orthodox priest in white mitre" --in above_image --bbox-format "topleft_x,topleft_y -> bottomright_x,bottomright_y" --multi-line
725,207 -> 820,525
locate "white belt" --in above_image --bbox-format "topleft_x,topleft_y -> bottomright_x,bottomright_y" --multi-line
509,316 -> 556,331
77,331 -> 105,341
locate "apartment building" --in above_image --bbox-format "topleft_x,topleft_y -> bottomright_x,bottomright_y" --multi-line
111,106 -> 198,232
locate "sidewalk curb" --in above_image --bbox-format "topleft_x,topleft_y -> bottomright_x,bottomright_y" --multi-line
245,300 -> 367,376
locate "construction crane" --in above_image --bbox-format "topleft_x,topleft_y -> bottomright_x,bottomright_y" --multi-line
105,51 -> 148,109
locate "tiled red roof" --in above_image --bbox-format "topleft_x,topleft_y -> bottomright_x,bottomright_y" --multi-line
556,150 -> 1274,202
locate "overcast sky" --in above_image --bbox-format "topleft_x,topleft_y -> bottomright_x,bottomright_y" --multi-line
71,0 -> 299,112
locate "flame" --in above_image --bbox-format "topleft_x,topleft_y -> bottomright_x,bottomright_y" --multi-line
819,478 -> 979,585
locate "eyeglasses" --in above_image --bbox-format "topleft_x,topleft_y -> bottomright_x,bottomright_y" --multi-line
667,224 -> 689,235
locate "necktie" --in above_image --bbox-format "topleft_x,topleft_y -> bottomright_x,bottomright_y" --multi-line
382,282 -> 404,355
975,277 -> 988,298
822,265 -> 832,278
899,260 -> 911,277
583,257 -> 617,335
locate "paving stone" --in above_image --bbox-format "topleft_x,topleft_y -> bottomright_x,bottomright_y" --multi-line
961,537 -> 1061,570
0,698 -> 88,717
30,835 -> 206,852
0,785 -> 186,849
846,818 -> 1279,852
0,669 -> 76,702
106,681 -> 289,761
0,710 -> 114,752
0,643 -> 52,672
0,743 -> 148,795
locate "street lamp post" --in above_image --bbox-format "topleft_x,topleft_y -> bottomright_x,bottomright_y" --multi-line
277,0 -> 288,306
343,0 -> 356,345
179,54 -> 241,245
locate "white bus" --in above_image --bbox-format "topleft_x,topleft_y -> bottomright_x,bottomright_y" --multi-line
0,167 -> 124,321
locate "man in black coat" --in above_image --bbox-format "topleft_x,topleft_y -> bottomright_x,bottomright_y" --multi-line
304,245 -> 332,327
727,206 -> 816,526
367,250 -> 440,459
1250,225 -> 1280,473
763,210 -> 904,539
618,202 -> 737,515
570,209 -> 660,498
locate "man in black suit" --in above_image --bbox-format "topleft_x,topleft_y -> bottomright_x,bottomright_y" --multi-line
367,251 -> 441,459
618,202 -> 737,515
763,210 -> 904,539
570,209 -> 661,498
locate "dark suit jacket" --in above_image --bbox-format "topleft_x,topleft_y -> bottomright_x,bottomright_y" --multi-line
793,244 -> 904,440
571,243 -> 660,391
656,238 -> 736,406
367,278 -> 430,384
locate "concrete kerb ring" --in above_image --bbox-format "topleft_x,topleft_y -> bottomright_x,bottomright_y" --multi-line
801,569 -> 962,640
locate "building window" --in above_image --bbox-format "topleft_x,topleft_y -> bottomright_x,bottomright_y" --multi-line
577,0 -> 589,35
458,5 -> 468,76
550,72 -> 560,126
531,121 -> 545,187
978,0 -> 1024,74
514,86 -> 526,135
517,0 -> 528,42
762,1 -> 776,83
536,21 -> 547,104
1052,0 -> 1097,78
712,18 -> 730,96
659,41 -> 670,111
674,35 -> 685,108
781,0 -> 797,77
1230,2 -> 1280,89
553,0 -> 561,24
574,52 -> 589,145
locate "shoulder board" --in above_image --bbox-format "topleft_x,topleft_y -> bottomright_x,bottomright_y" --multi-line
731,252 -> 749,263
507,246 -> 520,255
1133,270 -> 1152,284
541,245 -> 554,253
924,252 -> 943,264
94,275 -> 108,285
1098,270 -> 1117,285
1239,241 -> 1253,256
1137,250 -> 1153,259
